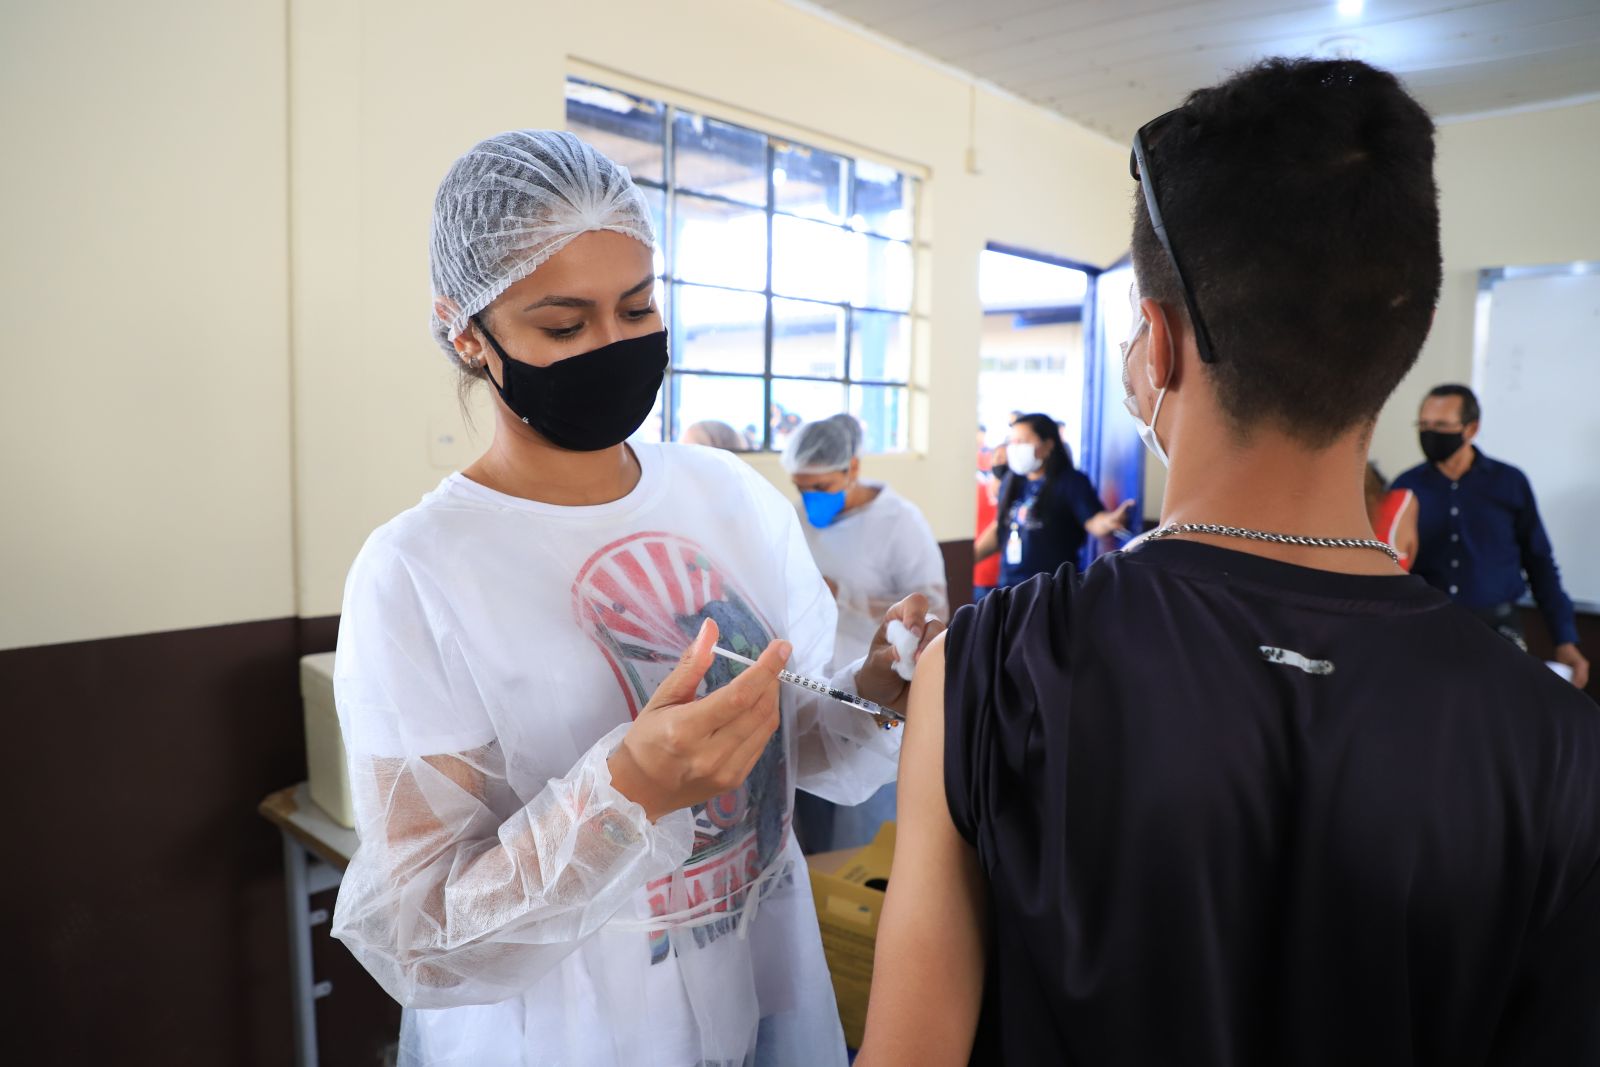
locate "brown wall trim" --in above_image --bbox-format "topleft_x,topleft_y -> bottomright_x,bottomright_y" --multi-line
8,552 -> 1584,1065
940,538 -> 976,611
1,615 -> 391,1066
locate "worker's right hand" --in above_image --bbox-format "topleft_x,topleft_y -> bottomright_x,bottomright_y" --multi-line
1087,499 -> 1136,538
608,618 -> 789,823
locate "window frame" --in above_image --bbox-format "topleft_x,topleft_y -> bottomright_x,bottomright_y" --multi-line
566,76 -> 919,453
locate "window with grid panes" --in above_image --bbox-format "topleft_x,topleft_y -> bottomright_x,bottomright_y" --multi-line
565,77 -> 916,454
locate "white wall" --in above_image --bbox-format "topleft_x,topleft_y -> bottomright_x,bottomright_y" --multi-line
287,0 -> 1131,616
19,0 -> 1576,645
1371,99 -> 1600,479
0,0 -> 294,650
1142,99 -> 1600,523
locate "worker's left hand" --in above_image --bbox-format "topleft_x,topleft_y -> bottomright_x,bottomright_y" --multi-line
855,593 -> 946,717
1554,643 -> 1590,690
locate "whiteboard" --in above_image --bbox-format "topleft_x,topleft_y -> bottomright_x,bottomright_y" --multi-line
1473,266 -> 1600,612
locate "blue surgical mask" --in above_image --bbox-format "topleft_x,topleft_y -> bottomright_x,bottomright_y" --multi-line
802,489 -> 848,528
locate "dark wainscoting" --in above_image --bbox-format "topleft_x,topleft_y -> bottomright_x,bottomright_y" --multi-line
940,538 -> 976,613
0,615 -> 397,1066
2,541 -> 981,1065
9,543 -> 1575,1066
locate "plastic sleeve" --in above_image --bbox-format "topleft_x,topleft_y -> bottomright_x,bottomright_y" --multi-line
831,499 -> 950,639
708,449 -> 905,804
330,724 -> 695,1009
777,510 -> 903,806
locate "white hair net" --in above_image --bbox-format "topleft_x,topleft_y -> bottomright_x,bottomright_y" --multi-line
683,420 -> 749,452
781,414 -> 864,474
429,130 -> 656,363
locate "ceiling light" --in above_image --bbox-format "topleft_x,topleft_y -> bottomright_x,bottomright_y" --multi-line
1337,0 -> 1364,17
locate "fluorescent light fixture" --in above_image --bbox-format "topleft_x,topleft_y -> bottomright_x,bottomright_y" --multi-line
1337,0 -> 1364,17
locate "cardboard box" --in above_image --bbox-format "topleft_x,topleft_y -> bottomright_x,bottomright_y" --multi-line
300,652 -> 354,828
807,822 -> 895,1049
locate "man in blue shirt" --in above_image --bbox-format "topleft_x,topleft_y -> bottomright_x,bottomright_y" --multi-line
1395,383 -> 1589,688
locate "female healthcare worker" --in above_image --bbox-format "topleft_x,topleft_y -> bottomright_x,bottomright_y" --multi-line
780,414 -> 949,851
329,131 -> 938,1067
974,414 -> 1134,586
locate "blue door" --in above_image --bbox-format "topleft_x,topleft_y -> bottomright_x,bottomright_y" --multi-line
1079,260 -> 1145,566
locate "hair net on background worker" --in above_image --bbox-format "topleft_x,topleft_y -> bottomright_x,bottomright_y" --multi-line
781,414 -> 865,475
683,419 -> 750,452
429,129 -> 656,364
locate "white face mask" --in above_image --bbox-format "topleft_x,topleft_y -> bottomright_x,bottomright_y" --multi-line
1120,315 -> 1171,469
1008,441 -> 1041,476
1133,390 -> 1170,468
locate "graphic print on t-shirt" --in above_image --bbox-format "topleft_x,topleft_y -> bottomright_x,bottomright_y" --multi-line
572,531 -> 793,962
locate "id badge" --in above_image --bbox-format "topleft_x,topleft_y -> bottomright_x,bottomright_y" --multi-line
1005,527 -> 1023,565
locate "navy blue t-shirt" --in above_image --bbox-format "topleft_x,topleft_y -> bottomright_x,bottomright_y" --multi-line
998,470 -> 1105,587
946,540 -> 1600,1066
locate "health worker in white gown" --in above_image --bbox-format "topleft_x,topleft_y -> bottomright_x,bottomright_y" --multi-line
329,130 -> 941,1067
781,415 -> 949,853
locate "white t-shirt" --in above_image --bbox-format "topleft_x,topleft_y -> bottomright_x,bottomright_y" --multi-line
796,481 -> 950,670
329,443 -> 901,1067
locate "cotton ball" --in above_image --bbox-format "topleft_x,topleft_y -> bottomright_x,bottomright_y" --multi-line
886,619 -> 920,682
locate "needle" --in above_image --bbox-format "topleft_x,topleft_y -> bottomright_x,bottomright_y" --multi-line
710,645 -> 904,725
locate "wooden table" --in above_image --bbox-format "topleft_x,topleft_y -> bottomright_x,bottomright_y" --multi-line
258,784 -> 357,1067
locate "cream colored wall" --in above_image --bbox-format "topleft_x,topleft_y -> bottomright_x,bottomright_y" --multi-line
287,0 -> 1130,616
0,0 -> 294,650
7,0 -> 1588,648
1371,100 -> 1600,479
1139,100 -> 1600,523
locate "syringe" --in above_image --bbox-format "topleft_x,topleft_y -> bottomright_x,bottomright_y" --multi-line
711,645 -> 904,727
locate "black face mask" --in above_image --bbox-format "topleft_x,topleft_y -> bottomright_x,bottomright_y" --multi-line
475,321 -> 667,452
1419,430 -> 1466,464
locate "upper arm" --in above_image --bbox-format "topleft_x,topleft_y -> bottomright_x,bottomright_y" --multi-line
336,538 -> 496,758
1513,472 -> 1554,555
1398,492 -> 1419,558
730,452 -> 836,675
858,635 -> 987,1066
1072,474 -> 1104,525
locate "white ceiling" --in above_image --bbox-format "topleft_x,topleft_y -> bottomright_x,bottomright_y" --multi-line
792,0 -> 1600,142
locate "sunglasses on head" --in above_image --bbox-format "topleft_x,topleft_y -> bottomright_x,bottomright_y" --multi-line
1130,108 -> 1218,365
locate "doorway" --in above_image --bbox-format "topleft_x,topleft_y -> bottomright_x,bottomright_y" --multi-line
972,244 -> 1148,590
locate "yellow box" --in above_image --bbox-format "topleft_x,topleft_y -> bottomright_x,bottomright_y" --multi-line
806,822 -> 895,1049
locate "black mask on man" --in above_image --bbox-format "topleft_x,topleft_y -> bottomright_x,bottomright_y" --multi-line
474,319 -> 667,452
1419,430 -> 1466,465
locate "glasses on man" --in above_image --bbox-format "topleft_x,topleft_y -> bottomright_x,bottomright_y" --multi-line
1130,108 -> 1218,364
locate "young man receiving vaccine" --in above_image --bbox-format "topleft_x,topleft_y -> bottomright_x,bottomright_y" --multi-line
858,58 -> 1600,1066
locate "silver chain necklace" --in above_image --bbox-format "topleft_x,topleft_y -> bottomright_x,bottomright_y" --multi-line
1143,522 -> 1400,564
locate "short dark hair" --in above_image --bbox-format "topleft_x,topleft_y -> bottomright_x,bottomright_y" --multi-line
1130,57 -> 1442,447
1425,383 -> 1480,426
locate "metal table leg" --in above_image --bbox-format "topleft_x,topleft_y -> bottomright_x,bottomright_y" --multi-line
283,833 -> 345,1067
284,833 -> 320,1067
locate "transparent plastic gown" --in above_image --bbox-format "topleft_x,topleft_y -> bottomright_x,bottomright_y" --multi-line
330,443 -> 902,1066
